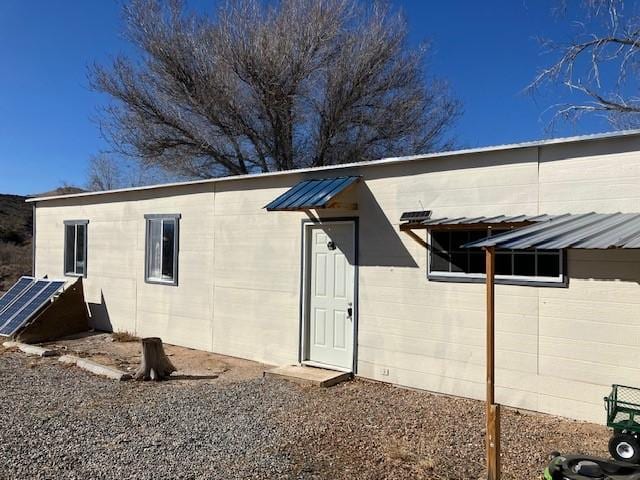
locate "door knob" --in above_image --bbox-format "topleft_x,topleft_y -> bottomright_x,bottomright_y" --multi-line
347,302 -> 353,319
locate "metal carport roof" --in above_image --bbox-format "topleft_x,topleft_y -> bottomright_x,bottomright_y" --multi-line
401,213 -> 556,228
459,210 -> 640,477
464,212 -> 640,250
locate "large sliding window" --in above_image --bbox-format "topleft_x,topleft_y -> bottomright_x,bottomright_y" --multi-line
429,228 -> 564,285
64,220 -> 88,277
144,214 -> 180,286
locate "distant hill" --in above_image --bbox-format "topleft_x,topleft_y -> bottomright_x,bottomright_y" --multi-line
0,194 -> 32,291
0,187 -> 86,291
33,186 -> 85,198
0,194 -> 31,243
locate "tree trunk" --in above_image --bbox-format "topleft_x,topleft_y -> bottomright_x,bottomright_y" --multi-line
134,337 -> 176,381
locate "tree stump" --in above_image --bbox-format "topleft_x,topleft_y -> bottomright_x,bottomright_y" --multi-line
134,337 -> 176,381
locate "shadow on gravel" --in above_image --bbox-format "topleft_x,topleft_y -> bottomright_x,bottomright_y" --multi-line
165,374 -> 220,381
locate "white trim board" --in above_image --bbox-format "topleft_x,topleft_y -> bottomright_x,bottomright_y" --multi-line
27,129 -> 640,203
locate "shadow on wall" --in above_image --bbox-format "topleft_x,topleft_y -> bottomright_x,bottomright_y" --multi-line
88,290 -> 113,332
313,182 -> 418,268
567,249 -> 640,284
539,134 -> 640,164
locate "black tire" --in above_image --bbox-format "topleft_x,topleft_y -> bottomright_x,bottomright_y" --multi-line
609,432 -> 640,463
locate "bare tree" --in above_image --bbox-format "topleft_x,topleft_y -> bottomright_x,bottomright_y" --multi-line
529,0 -> 640,128
87,153 -> 177,191
91,0 -> 460,178
87,154 -> 123,191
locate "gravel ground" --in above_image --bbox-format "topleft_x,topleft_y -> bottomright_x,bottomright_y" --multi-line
0,350 -> 610,480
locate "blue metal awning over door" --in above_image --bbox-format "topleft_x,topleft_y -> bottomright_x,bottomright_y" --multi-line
264,176 -> 361,211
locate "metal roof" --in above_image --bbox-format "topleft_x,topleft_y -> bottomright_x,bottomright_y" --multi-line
402,213 -> 556,227
264,176 -> 360,211
27,129 -> 640,203
464,212 -> 640,250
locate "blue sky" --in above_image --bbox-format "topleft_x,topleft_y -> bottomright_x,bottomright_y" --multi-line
0,0 -> 611,195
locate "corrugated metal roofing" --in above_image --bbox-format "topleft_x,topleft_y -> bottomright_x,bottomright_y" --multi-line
464,212 -> 640,250
264,176 -> 361,211
402,213 -> 556,227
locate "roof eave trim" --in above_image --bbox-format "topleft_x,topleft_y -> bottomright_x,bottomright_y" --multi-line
27,128 -> 640,203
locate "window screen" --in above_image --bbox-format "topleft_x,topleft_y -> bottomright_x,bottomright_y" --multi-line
64,221 -> 88,277
145,215 -> 180,285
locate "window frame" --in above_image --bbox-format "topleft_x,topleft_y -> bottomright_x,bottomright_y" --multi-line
427,227 -> 567,287
63,220 -> 89,278
144,214 -> 181,286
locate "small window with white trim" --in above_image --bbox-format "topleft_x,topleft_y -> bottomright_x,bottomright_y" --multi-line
144,214 -> 180,285
428,228 -> 564,285
64,220 -> 88,277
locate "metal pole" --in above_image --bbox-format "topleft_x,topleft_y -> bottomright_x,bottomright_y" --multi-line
485,246 -> 500,480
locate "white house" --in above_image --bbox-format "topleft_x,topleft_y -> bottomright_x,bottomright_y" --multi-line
28,130 -> 640,423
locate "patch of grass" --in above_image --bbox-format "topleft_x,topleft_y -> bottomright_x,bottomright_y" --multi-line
112,331 -> 139,342
386,439 -> 436,472
417,457 -> 435,471
387,441 -> 417,463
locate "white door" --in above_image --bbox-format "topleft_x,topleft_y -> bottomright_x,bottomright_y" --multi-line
306,222 -> 355,371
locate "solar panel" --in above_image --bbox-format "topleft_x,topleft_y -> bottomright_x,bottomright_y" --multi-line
0,281 -> 65,336
0,280 -> 50,327
0,276 -> 35,315
400,210 -> 432,222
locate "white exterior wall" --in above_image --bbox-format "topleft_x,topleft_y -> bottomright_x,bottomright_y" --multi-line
34,135 -> 640,422
35,184 -> 216,352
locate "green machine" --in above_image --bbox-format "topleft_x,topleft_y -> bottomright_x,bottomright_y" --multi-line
606,385 -> 640,463
544,453 -> 640,479
542,385 -> 640,479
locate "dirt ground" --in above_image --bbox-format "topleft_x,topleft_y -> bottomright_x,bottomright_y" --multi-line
42,332 -> 266,383
1,335 -> 612,479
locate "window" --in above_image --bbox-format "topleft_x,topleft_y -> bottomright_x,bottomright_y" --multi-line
64,220 -> 88,277
145,214 -> 180,285
428,228 -> 564,285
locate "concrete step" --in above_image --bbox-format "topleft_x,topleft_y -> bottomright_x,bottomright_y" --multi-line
58,354 -> 132,381
3,341 -> 57,357
264,365 -> 351,387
